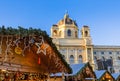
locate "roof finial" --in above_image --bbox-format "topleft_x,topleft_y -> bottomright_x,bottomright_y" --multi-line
64,10 -> 69,18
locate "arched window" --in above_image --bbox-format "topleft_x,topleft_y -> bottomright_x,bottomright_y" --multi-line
67,29 -> 71,36
78,55 -> 82,63
85,31 -> 88,37
59,31 -> 61,37
69,55 -> 74,64
53,30 -> 57,36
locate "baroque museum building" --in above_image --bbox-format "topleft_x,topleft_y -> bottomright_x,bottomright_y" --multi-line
50,13 -> 120,73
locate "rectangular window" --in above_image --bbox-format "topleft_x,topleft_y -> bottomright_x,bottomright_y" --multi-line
93,52 -> 96,54
109,52 -> 112,54
117,51 -> 120,54
101,52 -> 104,54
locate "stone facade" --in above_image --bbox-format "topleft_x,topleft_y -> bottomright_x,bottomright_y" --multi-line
50,13 -> 120,73
94,45 -> 120,72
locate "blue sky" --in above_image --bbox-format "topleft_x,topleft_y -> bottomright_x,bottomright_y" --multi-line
0,0 -> 120,45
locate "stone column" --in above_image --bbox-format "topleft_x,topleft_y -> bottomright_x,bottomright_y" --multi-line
66,48 -> 69,63
75,49 -> 78,64
91,47 -> 95,70
85,47 -> 88,63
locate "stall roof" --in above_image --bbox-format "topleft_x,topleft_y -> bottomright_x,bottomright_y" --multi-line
112,73 -> 120,80
69,63 -> 85,76
0,27 -> 72,74
94,70 -> 106,79
95,70 -> 114,80
51,62 -> 95,77
50,63 -> 85,77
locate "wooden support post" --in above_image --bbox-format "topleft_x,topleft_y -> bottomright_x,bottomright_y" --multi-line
62,72 -> 65,81
47,74 -> 50,81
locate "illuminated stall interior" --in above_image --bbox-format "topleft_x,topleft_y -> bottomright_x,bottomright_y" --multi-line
0,26 -> 72,81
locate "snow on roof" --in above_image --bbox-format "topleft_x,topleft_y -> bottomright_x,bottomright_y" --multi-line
69,63 -> 85,76
94,70 -> 106,79
50,63 -> 86,77
112,73 -> 120,80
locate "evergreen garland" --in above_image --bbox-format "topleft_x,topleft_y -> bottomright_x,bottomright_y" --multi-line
0,25 -> 72,73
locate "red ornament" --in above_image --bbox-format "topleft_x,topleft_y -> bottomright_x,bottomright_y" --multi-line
38,57 -> 41,64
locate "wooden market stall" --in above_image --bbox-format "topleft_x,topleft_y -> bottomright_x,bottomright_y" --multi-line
0,27 -> 72,81
67,62 -> 96,81
95,70 -> 115,81
112,73 -> 120,81
50,62 -> 96,81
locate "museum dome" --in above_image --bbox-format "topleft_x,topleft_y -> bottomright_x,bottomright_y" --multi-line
57,13 -> 78,26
